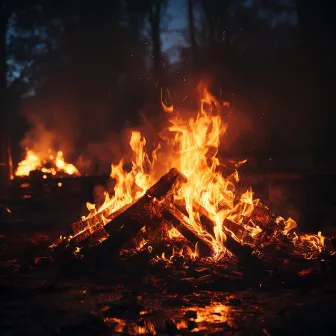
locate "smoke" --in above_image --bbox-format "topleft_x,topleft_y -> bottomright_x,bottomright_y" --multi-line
75,130 -> 133,175
159,76 -> 270,161
220,102 -> 269,157
20,111 -> 75,161
18,75 -> 269,176
18,88 -> 118,174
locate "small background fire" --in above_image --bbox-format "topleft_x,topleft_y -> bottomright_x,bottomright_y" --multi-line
15,150 -> 80,178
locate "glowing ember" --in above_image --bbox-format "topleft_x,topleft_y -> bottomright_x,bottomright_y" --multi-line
80,83 -> 326,260
15,150 -> 80,177
152,244 -> 200,263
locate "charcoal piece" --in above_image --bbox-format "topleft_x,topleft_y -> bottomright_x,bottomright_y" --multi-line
251,204 -> 276,230
165,319 -> 178,335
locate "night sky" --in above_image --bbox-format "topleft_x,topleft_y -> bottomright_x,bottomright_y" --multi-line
161,0 -> 188,63
7,0 -> 298,84
7,0 -> 189,84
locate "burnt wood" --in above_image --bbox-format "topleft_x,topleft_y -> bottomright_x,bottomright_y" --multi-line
70,204 -> 130,244
68,168 -> 186,246
162,203 -> 213,256
175,200 -> 265,273
84,168 -> 187,258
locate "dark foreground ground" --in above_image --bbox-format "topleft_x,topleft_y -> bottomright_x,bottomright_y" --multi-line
1,198 -> 336,335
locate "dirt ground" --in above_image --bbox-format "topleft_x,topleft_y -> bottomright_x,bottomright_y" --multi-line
1,201 -> 336,335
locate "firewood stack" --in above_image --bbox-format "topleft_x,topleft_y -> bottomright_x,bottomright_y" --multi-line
49,168 -> 332,269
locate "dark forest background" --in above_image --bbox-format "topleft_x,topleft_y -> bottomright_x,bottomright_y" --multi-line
0,0 -> 335,190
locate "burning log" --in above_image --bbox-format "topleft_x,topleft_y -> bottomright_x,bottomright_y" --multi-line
79,227 -> 109,248
251,204 -> 277,233
161,203 -> 213,256
161,200 -> 265,275
160,196 -> 264,265
191,201 -> 257,245
186,201 -> 265,271
196,210 -> 264,273
70,204 -> 130,244
223,219 -> 264,273
173,200 -> 215,238
84,168 -> 187,257
103,168 -> 187,236
178,201 -> 256,256
69,168 -> 186,246
222,219 -> 253,244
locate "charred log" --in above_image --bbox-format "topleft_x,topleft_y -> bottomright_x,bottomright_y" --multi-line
191,203 -> 265,274
161,203 -> 213,256
174,200 -> 216,237
84,168 -> 187,258
223,219 -> 263,269
222,219 -> 253,244
251,204 -> 276,231
70,204 -> 130,244
60,168 -> 185,248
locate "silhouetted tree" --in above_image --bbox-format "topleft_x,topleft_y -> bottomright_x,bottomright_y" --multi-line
148,0 -> 167,82
0,1 -> 10,195
11,0 -> 158,166
187,0 -> 198,60
199,0 -> 231,44
1,0 -> 45,195
295,0 -> 336,161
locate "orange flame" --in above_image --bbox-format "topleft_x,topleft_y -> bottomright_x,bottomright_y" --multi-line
55,151 -> 80,175
84,132 -> 157,220
15,150 -> 41,176
81,83 -> 325,259
15,149 -> 80,177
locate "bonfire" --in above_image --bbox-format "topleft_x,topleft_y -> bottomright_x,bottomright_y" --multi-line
50,83 -> 333,273
15,150 -> 80,178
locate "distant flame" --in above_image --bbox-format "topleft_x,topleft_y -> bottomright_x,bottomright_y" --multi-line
15,150 -> 80,177
15,150 -> 41,176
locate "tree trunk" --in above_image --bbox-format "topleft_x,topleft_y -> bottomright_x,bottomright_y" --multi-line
200,0 -> 230,45
0,5 -> 10,199
200,0 -> 215,43
149,0 -> 164,83
187,0 -> 197,60
296,0 -> 336,163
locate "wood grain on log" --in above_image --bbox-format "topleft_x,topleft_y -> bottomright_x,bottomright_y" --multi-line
161,203 -> 213,256
84,168 -> 187,257
173,200 -> 264,272
70,168 -> 186,245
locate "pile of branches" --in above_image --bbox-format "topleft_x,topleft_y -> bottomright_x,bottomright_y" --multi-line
44,168 -> 335,283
